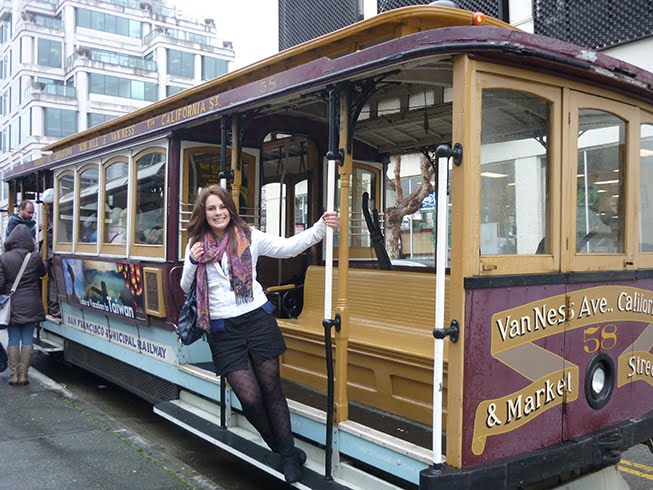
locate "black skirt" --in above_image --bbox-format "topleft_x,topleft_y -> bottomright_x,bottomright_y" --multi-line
206,305 -> 286,376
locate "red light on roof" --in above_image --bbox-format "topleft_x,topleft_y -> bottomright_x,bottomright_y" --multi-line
472,12 -> 486,26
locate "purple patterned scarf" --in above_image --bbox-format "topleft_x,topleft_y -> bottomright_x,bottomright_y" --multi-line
195,227 -> 254,331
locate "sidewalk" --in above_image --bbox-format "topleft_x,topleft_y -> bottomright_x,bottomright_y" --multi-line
0,331 -> 218,490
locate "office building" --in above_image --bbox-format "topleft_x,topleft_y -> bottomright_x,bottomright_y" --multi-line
0,0 -> 234,212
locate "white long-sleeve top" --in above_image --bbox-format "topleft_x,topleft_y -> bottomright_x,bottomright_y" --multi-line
180,218 -> 327,320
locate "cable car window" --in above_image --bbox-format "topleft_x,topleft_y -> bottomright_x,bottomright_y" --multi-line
187,150 -> 220,205
641,123 -> 653,252
57,172 -> 74,243
295,179 -> 308,235
576,110 -> 625,254
134,151 -> 165,245
480,89 -> 551,255
103,161 -> 128,244
336,165 -> 377,250
78,165 -> 99,243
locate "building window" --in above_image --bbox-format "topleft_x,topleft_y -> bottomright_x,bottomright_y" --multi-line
37,77 -> 76,97
0,91 -> 7,116
0,20 -> 10,44
0,55 -> 8,80
10,119 -> 18,149
37,38 -> 62,68
202,57 -> 228,81
166,85 -> 184,96
167,49 -> 194,78
76,8 -> 141,38
20,110 -> 30,143
44,108 -> 77,138
76,47 -> 156,71
89,73 -> 157,102
35,14 -> 62,29
1,127 -> 8,152
88,113 -> 115,128
10,79 -> 19,112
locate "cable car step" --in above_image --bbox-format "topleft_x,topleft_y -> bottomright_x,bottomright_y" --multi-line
153,399 -> 354,490
33,336 -> 63,353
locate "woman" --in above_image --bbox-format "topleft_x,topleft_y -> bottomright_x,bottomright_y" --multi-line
180,185 -> 337,483
0,224 -> 46,385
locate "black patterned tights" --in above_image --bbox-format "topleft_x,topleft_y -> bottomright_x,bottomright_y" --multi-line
226,356 -> 294,456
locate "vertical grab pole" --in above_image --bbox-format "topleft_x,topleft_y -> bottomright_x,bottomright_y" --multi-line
230,116 -> 241,213
220,115 -> 228,189
429,143 -> 461,472
432,151 -> 449,466
322,86 -> 340,479
219,114 -> 228,427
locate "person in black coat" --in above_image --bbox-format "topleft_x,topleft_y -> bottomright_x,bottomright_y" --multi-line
0,224 -> 46,385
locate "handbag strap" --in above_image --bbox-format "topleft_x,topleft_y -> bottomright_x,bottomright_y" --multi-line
10,253 -> 31,295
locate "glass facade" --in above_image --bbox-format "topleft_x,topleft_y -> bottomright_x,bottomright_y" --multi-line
69,47 -> 156,71
44,108 -> 77,138
166,85 -> 184,96
37,38 -> 62,68
167,49 -> 194,78
88,112 -> 116,128
76,8 -> 141,38
89,73 -> 157,102
35,15 -> 62,29
202,57 -> 228,81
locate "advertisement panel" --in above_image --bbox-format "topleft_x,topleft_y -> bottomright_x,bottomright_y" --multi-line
62,258 -> 147,322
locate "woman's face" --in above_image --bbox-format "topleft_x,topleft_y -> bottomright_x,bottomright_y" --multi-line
205,193 -> 231,239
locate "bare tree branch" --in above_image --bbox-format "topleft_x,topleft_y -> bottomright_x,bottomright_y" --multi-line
384,153 -> 435,259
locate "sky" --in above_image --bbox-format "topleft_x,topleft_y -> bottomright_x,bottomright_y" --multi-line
171,0 -> 279,70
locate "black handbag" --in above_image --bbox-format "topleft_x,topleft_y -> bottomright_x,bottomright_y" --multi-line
175,279 -> 205,345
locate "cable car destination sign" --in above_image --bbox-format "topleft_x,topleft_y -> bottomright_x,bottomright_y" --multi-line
469,284 -> 653,461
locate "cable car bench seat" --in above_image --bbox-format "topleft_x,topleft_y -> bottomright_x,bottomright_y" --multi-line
276,265 -> 450,426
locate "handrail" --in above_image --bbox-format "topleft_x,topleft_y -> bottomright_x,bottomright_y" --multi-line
322,86 -> 339,479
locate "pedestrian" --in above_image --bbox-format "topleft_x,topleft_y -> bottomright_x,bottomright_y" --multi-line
180,185 -> 337,484
5,200 -> 37,239
0,224 -> 46,385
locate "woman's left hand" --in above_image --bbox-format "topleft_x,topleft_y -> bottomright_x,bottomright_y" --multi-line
322,211 -> 338,229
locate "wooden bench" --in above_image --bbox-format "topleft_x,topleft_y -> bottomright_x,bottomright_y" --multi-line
277,266 -> 450,426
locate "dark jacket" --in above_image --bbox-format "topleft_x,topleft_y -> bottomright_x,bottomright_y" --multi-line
5,213 -> 36,238
0,224 -> 46,325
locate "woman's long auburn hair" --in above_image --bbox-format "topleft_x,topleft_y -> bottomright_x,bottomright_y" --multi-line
186,185 -> 250,250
